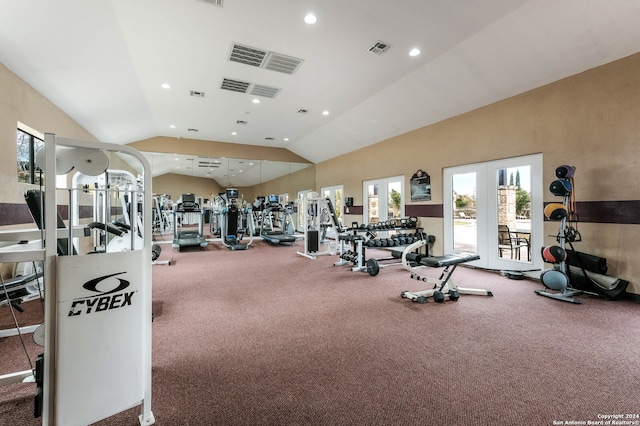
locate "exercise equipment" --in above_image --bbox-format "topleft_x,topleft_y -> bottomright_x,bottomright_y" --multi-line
16,134 -> 155,425
559,248 -> 628,300
0,258 -> 44,315
535,165 -> 623,304
298,194 -> 342,259
544,203 -> 568,220
217,188 -> 254,250
70,170 -> 172,265
399,240 -> 493,303
172,193 -> 208,251
261,195 -> 297,245
365,249 -> 425,276
364,233 -> 434,276
152,194 -> 174,235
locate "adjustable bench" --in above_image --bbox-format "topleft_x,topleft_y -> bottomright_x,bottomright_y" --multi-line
400,241 -> 493,303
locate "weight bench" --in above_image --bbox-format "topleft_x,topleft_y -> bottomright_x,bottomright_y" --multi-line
400,243 -> 493,303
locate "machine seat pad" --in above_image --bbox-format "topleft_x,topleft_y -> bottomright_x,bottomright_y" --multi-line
420,252 -> 480,267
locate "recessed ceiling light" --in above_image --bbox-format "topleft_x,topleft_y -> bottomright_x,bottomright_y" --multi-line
322,110 -> 330,116
284,138 -> 289,141
231,132 -> 237,135
304,13 -> 317,24
409,48 -> 421,57
252,98 -> 260,104
161,83 -> 171,89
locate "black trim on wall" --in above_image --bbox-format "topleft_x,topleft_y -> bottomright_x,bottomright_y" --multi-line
345,206 -> 363,215
2,200 -> 639,226
0,203 -> 96,226
542,200 -> 640,224
406,204 -> 444,218
0,203 -> 34,226
575,200 -> 640,224
345,205 -> 444,218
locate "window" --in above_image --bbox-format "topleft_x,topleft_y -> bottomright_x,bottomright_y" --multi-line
17,128 -> 45,184
362,176 -> 404,224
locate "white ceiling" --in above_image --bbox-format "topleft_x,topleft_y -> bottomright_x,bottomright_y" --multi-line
2,0 -> 640,184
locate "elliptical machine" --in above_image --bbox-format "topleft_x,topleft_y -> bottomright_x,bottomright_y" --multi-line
218,188 -> 254,250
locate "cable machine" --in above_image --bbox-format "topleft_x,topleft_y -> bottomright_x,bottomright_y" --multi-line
0,134 -> 155,425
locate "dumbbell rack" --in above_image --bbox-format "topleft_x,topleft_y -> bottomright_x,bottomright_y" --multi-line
334,219 -> 425,273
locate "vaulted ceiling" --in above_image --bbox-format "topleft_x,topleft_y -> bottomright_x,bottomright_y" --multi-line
2,0 -> 639,184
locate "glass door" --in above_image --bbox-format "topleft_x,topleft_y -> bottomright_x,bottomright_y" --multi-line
363,176 -> 404,226
451,171 -> 478,253
296,189 -> 312,232
444,154 -> 543,274
321,185 -> 343,239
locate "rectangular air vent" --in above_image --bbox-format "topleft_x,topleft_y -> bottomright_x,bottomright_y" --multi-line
229,43 -> 267,67
263,52 -> 303,75
250,84 -> 280,98
368,41 -> 393,55
199,0 -> 223,6
228,43 -> 304,75
221,78 -> 250,93
198,161 -> 220,168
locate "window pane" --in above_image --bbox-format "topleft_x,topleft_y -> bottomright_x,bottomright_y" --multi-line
16,129 -> 45,184
453,172 -> 477,253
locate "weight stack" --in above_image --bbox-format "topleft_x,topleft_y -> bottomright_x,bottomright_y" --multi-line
307,230 -> 319,253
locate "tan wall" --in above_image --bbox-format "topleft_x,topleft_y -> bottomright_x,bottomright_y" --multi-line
248,166 -> 316,203
150,166 -> 314,206
129,136 -> 311,164
152,173 -> 223,202
317,52 -> 640,294
0,64 -> 96,204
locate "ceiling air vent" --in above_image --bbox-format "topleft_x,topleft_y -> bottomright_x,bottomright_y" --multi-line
265,137 -> 274,141
198,161 -> 221,168
263,52 -> 304,75
187,128 -> 199,132
368,41 -> 393,55
221,78 -> 250,93
297,109 -> 309,114
229,43 -> 267,68
190,90 -> 206,97
199,0 -> 223,6
250,84 -> 280,98
236,120 -> 247,125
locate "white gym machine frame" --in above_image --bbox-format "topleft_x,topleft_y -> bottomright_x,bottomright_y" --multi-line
1,134 -> 155,425
297,193 -> 338,260
399,240 -> 493,304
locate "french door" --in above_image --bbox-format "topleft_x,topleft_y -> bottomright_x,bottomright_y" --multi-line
443,154 -> 543,274
296,189 -> 312,232
363,176 -> 404,225
321,185 -> 343,239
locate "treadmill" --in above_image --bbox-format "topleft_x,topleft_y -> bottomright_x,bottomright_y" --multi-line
172,193 -> 208,251
260,194 -> 296,245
